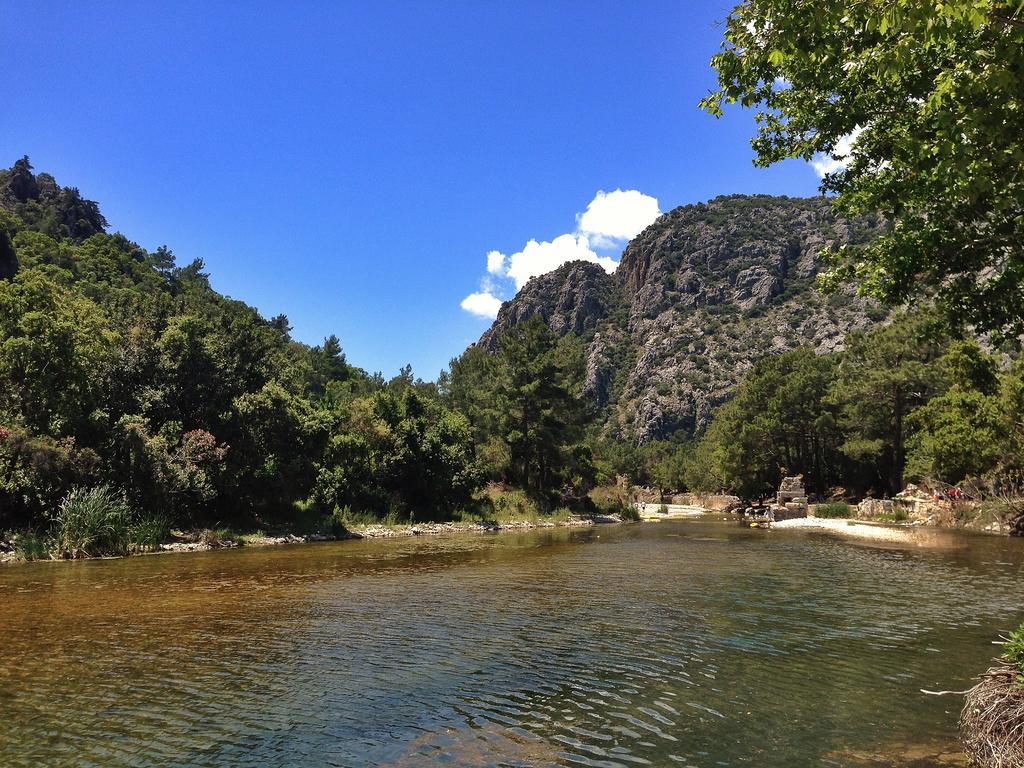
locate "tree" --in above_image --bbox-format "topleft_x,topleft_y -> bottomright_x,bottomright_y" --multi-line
998,360 -> 1024,470
444,345 -> 501,457
308,334 -> 349,397
905,388 -> 1004,483
269,313 -> 292,337
0,268 -> 118,436
494,317 -> 591,498
702,1 -> 1024,335
650,444 -> 688,498
226,381 -> 325,521
114,417 -> 228,524
314,387 -> 479,519
0,217 -> 17,280
148,245 -> 176,274
4,156 -> 38,201
831,311 -> 946,494
685,349 -> 842,500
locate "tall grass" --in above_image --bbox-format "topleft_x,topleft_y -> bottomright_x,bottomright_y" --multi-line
51,486 -> 136,558
331,505 -> 403,528
50,485 -> 169,558
132,514 -> 172,551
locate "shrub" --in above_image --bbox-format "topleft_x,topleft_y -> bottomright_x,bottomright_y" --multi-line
1004,622 -> 1024,674
816,501 -> 852,519
131,514 -> 171,551
619,504 -> 640,522
328,506 -> 350,537
482,486 -> 542,522
198,527 -> 240,548
51,485 -> 135,558
12,530 -> 49,560
589,486 -> 635,519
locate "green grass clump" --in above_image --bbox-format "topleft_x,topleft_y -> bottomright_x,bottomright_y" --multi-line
51,486 -> 136,558
50,486 -> 170,558
131,514 -> 171,551
12,530 -> 49,560
1003,622 -> 1024,674
816,501 -> 852,519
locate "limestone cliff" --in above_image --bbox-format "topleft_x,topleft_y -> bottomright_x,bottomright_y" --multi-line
474,194 -> 886,443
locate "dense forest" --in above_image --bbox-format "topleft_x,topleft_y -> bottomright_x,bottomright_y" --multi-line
643,311 -> 1024,504
3,152 -> 1023,553
0,156 -> 610,551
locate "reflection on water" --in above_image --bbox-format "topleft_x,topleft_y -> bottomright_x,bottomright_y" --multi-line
1,522 -> 1022,767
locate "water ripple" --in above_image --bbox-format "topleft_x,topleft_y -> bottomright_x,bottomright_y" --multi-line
1,522 -> 1021,767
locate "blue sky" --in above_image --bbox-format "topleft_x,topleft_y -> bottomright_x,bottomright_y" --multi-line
1,1 -> 823,379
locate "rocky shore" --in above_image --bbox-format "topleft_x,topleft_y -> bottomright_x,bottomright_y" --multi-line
0,514 -> 625,565
348,515 -> 609,539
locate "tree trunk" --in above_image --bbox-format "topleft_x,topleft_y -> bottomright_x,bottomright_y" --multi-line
893,384 -> 904,495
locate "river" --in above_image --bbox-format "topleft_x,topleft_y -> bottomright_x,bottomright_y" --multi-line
1,521 -> 1022,767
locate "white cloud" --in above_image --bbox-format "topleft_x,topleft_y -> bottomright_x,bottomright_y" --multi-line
505,233 -> 618,290
460,188 -> 660,317
811,126 -> 864,178
460,291 -> 503,319
576,189 -> 661,247
486,250 -> 507,276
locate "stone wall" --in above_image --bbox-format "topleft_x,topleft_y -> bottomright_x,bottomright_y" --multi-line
671,493 -> 742,511
857,498 -> 895,519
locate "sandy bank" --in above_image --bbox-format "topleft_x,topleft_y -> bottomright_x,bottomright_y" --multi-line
0,514 -> 627,565
635,503 -> 707,521
772,516 -> 925,544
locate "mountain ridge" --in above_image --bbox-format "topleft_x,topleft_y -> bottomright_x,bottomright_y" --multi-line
474,194 -> 887,443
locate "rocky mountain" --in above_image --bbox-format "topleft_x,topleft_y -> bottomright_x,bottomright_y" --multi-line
476,195 -> 887,443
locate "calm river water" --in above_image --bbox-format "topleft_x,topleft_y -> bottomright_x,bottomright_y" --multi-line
2,521 -> 1023,767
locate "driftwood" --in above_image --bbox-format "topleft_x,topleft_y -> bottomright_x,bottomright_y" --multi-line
960,661 -> 1024,768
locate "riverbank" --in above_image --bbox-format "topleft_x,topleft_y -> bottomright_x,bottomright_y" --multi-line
772,517 -> 921,543
0,513 -> 627,565
768,516 -> 995,551
347,514 -> 620,539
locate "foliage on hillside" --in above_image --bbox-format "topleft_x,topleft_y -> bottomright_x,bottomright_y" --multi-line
5,154 -> 1022,543
444,316 -> 594,503
0,158 -> 486,533
676,310 -> 1024,501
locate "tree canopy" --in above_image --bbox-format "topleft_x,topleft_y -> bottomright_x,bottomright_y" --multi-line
701,1 -> 1024,335
682,311 -> 1024,501
0,159 -> 482,532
